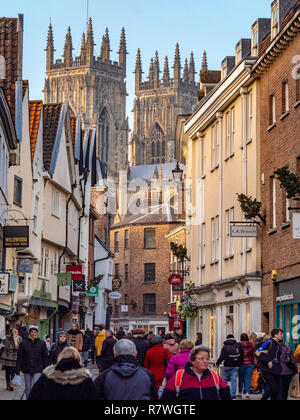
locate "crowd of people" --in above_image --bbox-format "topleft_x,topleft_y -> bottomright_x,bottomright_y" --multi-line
0,322 -> 299,401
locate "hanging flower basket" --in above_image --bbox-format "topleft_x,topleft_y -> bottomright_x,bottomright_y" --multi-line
178,301 -> 198,321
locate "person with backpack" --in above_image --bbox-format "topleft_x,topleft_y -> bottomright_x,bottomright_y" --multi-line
161,345 -> 231,400
144,335 -> 172,388
215,334 -> 244,399
278,340 -> 298,400
237,333 -> 256,399
256,328 -> 283,400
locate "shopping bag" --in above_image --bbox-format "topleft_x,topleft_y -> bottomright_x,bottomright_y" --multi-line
289,374 -> 300,399
12,375 -> 22,387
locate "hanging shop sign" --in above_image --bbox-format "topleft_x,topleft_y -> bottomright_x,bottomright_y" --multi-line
109,291 -> 122,300
66,265 -> 82,281
3,226 -> 29,248
17,258 -> 34,274
57,273 -> 72,287
87,286 -> 99,297
230,225 -> 258,238
172,284 -> 184,292
168,274 -> 184,286
0,272 -> 10,295
293,213 -> 300,239
73,278 -> 86,293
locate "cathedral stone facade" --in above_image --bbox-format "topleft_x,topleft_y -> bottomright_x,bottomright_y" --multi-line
130,45 -> 200,166
44,19 -> 129,180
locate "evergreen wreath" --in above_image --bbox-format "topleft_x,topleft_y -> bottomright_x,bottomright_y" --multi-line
236,193 -> 265,224
274,166 -> 300,199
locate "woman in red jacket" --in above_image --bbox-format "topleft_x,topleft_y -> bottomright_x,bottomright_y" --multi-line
144,336 -> 172,387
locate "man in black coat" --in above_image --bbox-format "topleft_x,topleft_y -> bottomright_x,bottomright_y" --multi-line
100,330 -> 117,371
130,329 -> 150,366
48,331 -> 70,365
80,329 -> 92,368
16,326 -> 48,399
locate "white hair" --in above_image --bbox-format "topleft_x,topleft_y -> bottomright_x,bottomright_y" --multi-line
114,339 -> 136,357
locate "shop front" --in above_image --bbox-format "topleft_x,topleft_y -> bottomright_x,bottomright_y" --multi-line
29,289 -> 58,339
276,276 -> 300,352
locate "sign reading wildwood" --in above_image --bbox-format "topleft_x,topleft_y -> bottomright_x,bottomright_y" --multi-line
3,226 -> 29,248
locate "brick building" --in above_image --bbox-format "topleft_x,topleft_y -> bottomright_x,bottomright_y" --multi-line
252,0 -> 300,346
110,204 -> 182,335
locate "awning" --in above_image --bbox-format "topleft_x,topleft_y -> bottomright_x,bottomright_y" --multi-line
29,297 -> 58,310
0,302 -> 13,314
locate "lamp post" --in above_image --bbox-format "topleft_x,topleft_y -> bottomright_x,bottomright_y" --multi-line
172,161 -> 183,182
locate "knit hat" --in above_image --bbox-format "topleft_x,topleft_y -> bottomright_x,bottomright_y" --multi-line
58,330 -> 67,338
29,325 -> 39,333
226,334 -> 235,339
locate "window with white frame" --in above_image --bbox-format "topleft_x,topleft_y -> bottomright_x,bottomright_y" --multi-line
269,94 -> 276,126
225,112 -> 230,157
248,91 -> 253,140
40,247 -> 49,279
211,218 -> 215,262
270,177 -> 277,229
201,223 -> 206,266
282,80 -> 289,115
271,3 -> 279,39
230,207 -> 235,255
215,215 -> 220,261
200,135 -> 206,177
211,124 -> 217,169
225,210 -> 230,257
231,108 -> 235,154
252,26 -> 259,56
52,189 -> 60,218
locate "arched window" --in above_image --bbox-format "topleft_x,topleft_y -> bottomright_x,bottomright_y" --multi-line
157,141 -> 160,157
151,142 -> 155,157
162,140 -> 166,157
151,123 -> 164,160
99,109 -> 109,162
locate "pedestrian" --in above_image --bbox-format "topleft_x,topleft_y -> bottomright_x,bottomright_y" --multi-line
130,328 -> 151,366
48,331 -> 70,365
66,323 -> 83,352
15,325 -> 49,399
80,329 -> 92,368
90,329 -> 98,364
144,335 -> 172,388
165,339 -> 194,380
94,339 -> 157,400
161,345 -> 231,400
100,330 -> 117,371
249,332 -> 258,346
195,332 -> 202,346
278,340 -> 298,400
158,329 -> 165,340
256,328 -> 283,401
95,325 -> 106,372
174,328 -> 185,344
116,327 -> 126,341
163,333 -> 179,356
44,335 -> 51,356
16,321 -> 29,340
85,327 -> 93,341
237,333 -> 256,399
215,334 -> 244,399
0,327 -> 22,391
27,347 -> 97,400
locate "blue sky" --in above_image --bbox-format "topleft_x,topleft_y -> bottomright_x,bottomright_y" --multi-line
2,0 -> 271,129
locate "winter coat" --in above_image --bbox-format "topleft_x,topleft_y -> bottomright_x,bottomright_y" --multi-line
174,332 -> 186,344
294,345 -> 300,373
165,349 -> 191,379
144,344 -> 172,387
27,358 -> 97,400
240,341 -> 256,365
81,334 -> 92,352
256,339 -> 282,376
16,337 -> 48,375
67,330 -> 83,351
163,339 -> 179,356
0,335 -> 22,368
216,338 -> 244,367
18,326 -> 29,340
100,336 -> 117,362
279,343 -> 298,376
95,332 -> 106,357
130,336 -> 151,366
161,363 -> 231,401
94,355 -> 158,400
48,342 -> 71,365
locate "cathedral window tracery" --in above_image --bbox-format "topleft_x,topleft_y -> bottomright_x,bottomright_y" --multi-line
99,108 -> 110,162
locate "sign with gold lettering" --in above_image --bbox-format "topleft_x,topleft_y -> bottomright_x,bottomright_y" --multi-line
3,226 -> 29,248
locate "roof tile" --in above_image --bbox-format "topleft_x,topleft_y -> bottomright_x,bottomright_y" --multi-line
29,100 -> 43,161
43,103 -> 62,170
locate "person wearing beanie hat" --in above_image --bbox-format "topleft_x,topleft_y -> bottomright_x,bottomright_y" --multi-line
16,325 -> 48,399
48,331 -> 70,366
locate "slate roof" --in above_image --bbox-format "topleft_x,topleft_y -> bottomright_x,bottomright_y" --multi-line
29,100 -> 42,161
0,17 -> 19,123
42,103 -> 62,171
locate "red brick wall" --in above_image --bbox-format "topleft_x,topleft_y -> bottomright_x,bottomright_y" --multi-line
260,31 -> 300,331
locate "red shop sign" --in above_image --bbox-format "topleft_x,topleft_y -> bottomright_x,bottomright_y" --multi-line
66,265 -> 82,281
168,274 -> 183,286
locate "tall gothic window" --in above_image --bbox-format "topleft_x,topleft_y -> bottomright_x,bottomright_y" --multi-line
99,109 -> 109,162
151,123 -> 164,163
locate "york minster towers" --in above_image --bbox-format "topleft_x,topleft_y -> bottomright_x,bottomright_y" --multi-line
131,45 -> 200,166
44,19 -> 129,179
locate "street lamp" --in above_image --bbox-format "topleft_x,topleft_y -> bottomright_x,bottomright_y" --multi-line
172,161 -> 183,182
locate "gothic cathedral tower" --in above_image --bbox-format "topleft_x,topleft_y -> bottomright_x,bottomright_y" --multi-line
44,19 -> 129,179
130,45 -> 199,166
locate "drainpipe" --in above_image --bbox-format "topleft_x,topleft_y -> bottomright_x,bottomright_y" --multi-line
77,171 -> 88,264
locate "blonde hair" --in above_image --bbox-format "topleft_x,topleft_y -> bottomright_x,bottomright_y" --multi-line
12,328 -> 21,350
179,340 -> 194,350
57,346 -> 81,364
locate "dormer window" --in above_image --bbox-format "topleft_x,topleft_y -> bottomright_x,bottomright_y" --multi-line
236,47 -> 242,65
271,3 -> 279,39
252,26 -> 259,56
221,63 -> 226,80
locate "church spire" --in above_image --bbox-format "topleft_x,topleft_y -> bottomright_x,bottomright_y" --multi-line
86,17 -> 95,61
63,26 -> 73,67
183,58 -> 189,83
173,43 -> 181,87
101,28 -> 111,62
45,22 -> 55,71
189,52 -> 195,84
118,27 -> 127,69
80,32 -> 86,64
149,57 -> 154,87
163,56 -> 170,87
201,50 -> 208,71
154,51 -> 160,89
135,48 -> 143,91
